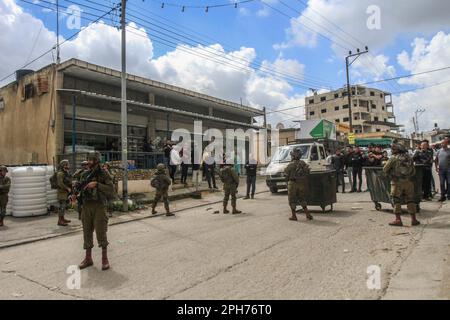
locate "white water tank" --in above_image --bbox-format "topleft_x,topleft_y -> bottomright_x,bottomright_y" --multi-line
5,167 -> 13,216
11,167 -> 47,217
45,165 -> 58,207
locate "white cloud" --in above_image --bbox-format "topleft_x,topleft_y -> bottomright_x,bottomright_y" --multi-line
394,32 -> 450,133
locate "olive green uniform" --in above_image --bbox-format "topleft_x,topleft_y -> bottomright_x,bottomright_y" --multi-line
57,170 -> 72,217
0,176 -> 11,218
151,171 -> 172,212
80,168 -> 114,249
284,159 -> 310,210
73,168 -> 87,218
219,166 -> 239,208
383,154 -> 416,214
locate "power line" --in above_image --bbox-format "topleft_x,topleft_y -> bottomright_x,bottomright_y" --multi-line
1,0 -> 119,83
146,0 -> 256,10
357,66 -> 450,86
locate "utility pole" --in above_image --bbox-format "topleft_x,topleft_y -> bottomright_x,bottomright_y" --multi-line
56,0 -> 60,64
120,0 -> 128,212
345,47 -> 369,133
414,108 -> 426,140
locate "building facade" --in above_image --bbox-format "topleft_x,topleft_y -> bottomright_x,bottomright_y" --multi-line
305,86 -> 399,134
0,59 -> 265,167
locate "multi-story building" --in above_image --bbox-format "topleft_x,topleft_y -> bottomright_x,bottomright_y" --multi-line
305,86 -> 399,134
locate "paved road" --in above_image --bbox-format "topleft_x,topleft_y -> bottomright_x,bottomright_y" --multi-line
0,185 -> 447,300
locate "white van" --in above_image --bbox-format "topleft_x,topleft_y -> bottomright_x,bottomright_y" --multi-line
265,142 -> 328,193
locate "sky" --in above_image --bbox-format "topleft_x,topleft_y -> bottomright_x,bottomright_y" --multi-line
1,0 -> 450,134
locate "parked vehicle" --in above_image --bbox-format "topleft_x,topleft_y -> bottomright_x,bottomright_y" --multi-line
265,142 -> 328,193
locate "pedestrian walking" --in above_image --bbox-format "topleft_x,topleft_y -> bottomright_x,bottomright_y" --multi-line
0,166 -> 11,228
219,162 -> 241,214
383,144 -> 420,227
435,137 -> 450,202
75,152 -> 115,271
413,140 -> 434,200
56,160 -> 72,226
151,164 -> 174,216
284,148 -> 313,221
244,155 -> 258,199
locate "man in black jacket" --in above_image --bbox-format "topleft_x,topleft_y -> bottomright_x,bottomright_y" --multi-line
350,146 -> 365,192
331,149 -> 346,193
413,140 -> 434,200
244,155 -> 258,199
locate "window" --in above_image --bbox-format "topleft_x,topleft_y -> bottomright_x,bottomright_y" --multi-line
319,146 -> 326,160
343,117 -> 349,122
370,91 -> 375,96
376,129 -> 381,132
309,111 -> 315,116
384,118 -> 387,122
382,106 -> 385,111
380,93 -> 383,98
342,91 -> 348,97
321,109 -> 327,113
374,116 -> 379,121
343,104 -> 349,109
335,106 -> 339,111
0,98 -> 4,111
310,146 -> 319,161
354,116 -> 358,120
371,105 -> 376,109
24,83 -> 35,100
335,119 -> 340,123
320,96 -> 326,102
334,93 -> 339,98
309,99 -> 314,104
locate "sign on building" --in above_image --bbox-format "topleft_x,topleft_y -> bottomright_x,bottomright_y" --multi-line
295,120 -> 337,140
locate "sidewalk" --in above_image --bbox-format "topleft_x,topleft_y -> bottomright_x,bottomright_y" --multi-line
383,201 -> 450,299
0,176 -> 268,249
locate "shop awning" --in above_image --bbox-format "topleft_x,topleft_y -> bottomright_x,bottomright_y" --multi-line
355,138 -> 393,146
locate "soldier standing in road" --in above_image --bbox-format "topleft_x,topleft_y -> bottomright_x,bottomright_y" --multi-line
57,160 -> 72,227
151,164 -> 174,216
0,166 -> 11,228
76,152 -> 115,271
73,161 -> 88,220
383,144 -> 420,227
284,148 -> 313,221
219,161 -> 242,214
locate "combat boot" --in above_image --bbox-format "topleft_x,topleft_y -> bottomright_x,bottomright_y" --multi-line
166,210 -> 175,217
101,247 -> 110,271
232,206 -> 242,214
57,216 -> 68,226
151,204 -> 157,215
389,214 -> 403,227
0,216 -> 4,227
223,206 -> 230,214
79,249 -> 93,269
289,209 -> 297,221
62,215 -> 71,223
303,207 -> 313,220
411,214 -> 421,226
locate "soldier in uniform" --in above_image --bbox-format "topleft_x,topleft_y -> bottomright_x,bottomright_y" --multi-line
219,161 -> 242,214
0,166 -> 11,228
56,160 -> 72,226
284,148 -> 313,221
73,161 -> 88,220
76,152 -> 114,271
103,163 -> 118,217
151,164 -> 174,216
383,144 -> 420,227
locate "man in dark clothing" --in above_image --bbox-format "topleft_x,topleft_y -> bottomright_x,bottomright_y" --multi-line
204,153 -> 218,189
350,147 -> 365,192
413,140 -> 434,200
331,149 -> 345,193
365,152 -> 381,167
244,155 -> 258,199
344,146 -> 354,189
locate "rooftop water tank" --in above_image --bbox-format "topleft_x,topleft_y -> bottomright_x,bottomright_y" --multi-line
11,167 -> 47,217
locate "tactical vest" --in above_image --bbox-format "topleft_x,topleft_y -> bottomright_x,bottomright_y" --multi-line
392,154 -> 415,179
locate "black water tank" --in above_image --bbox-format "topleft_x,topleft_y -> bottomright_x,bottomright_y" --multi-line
15,69 -> 34,82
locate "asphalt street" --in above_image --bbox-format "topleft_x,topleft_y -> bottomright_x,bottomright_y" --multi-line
0,182 -> 448,300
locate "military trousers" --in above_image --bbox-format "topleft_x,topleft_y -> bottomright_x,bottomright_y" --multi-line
153,191 -> 169,211
390,179 -> 416,214
0,194 -> 8,218
223,185 -> 237,207
81,200 -> 109,249
288,180 -> 308,209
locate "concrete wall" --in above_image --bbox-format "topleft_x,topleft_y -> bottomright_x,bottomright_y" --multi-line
0,66 -> 58,165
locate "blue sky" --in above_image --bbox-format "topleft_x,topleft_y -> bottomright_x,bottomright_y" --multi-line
2,0 -> 450,131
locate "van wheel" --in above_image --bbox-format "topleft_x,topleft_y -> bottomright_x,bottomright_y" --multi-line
270,187 -> 278,194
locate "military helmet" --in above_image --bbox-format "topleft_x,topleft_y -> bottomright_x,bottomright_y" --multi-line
391,143 -> 406,154
290,147 -> 303,158
156,163 -> 166,172
81,161 -> 88,166
0,165 -> 8,173
87,151 -> 102,162
59,159 -> 69,168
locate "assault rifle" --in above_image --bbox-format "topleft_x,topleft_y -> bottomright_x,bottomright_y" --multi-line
69,166 -> 101,205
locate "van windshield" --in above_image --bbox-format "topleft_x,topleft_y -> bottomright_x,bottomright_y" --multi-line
271,145 -> 310,163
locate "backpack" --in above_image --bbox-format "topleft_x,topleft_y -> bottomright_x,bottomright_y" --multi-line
150,176 -> 160,189
293,161 -> 309,180
393,154 -> 415,178
49,172 -> 58,189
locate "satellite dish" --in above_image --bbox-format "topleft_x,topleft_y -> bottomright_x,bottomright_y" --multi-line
276,123 -> 285,130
